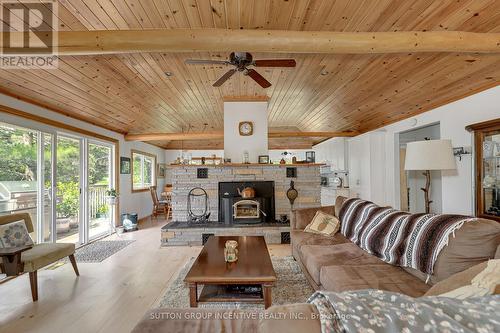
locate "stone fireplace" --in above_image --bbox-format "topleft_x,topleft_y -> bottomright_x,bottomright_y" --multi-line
162,164 -> 322,246
168,164 -> 322,223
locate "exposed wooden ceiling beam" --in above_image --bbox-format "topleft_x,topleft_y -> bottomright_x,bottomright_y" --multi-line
124,131 -> 358,142
268,131 -> 358,138
125,132 -> 224,141
6,29 -> 497,55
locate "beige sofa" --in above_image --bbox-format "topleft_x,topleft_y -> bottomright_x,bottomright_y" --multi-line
290,196 -> 500,296
133,198 -> 500,332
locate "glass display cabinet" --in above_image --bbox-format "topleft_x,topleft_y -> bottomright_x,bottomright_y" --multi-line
466,119 -> 500,222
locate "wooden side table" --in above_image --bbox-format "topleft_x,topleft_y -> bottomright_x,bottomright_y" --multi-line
0,245 -> 33,276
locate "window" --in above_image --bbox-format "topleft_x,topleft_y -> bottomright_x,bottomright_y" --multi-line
132,150 -> 156,191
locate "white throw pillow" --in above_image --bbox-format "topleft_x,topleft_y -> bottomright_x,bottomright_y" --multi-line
439,259 -> 500,299
0,220 -> 34,248
304,211 -> 340,236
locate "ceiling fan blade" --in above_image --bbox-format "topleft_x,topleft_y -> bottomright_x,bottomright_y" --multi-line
253,59 -> 296,67
213,69 -> 237,87
245,69 -> 272,88
185,59 -> 230,65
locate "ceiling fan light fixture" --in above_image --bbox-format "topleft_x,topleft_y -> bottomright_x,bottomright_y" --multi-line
185,52 -> 296,88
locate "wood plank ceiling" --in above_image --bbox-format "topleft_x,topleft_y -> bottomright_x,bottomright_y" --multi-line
0,0 -> 499,149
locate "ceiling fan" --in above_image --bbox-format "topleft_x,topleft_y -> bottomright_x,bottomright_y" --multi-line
185,52 -> 296,88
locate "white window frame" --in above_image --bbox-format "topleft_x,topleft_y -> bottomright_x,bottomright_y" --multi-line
131,150 -> 156,192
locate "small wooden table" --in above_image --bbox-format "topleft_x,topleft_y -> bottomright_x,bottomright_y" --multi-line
0,245 -> 32,276
184,236 -> 277,309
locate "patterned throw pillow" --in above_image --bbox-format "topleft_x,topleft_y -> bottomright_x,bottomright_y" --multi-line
304,211 -> 340,236
0,220 -> 34,248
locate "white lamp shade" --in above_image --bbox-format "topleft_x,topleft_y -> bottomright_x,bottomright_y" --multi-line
404,139 -> 456,171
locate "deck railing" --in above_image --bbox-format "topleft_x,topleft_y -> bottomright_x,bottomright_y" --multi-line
89,185 -> 109,219
0,184 -> 109,220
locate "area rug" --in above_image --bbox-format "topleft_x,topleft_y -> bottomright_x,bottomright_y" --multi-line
154,255 -> 314,310
68,240 -> 135,263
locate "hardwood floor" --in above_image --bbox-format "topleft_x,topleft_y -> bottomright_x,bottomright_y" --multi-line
0,218 -> 291,333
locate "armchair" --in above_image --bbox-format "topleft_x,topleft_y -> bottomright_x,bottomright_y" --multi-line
0,213 -> 79,301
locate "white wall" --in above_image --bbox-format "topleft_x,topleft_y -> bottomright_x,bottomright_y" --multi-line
268,149 -> 310,163
223,101 -> 268,163
0,93 -> 166,220
313,137 -> 348,171
348,131 -> 386,203
348,85 -> 500,215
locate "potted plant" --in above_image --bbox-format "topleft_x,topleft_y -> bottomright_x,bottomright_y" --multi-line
95,204 -> 109,218
106,188 -> 119,205
56,181 -> 80,233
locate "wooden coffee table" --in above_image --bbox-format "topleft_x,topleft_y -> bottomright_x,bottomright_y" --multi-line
184,236 -> 277,309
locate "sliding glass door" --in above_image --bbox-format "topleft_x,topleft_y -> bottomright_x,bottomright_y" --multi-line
55,135 -> 82,244
0,119 -> 115,246
0,122 -> 41,239
88,141 -> 113,240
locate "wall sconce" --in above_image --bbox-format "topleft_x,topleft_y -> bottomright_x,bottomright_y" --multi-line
453,147 -> 471,161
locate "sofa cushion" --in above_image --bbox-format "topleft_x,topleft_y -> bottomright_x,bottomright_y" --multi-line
0,220 -> 34,248
293,206 -> 335,230
402,218 -> 500,285
21,243 -> 75,272
424,261 -> 488,297
429,218 -> 500,283
304,211 -> 340,236
335,196 -> 347,217
291,230 -> 349,259
259,303 -> 321,333
300,243 -> 384,285
320,264 -> 430,297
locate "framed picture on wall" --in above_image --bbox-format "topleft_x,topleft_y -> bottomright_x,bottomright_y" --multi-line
158,163 -> 167,178
120,157 -> 131,174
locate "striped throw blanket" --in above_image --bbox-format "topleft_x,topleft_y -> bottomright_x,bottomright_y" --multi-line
338,198 -> 475,276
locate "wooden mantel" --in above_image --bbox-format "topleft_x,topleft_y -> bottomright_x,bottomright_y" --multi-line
125,131 -> 358,142
166,163 -> 326,168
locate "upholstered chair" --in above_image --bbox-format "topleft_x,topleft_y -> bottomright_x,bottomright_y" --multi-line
0,213 -> 79,301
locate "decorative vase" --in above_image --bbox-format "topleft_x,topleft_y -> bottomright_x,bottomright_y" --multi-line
243,151 -> 249,164
106,196 -> 118,205
286,180 -> 298,206
224,240 -> 239,262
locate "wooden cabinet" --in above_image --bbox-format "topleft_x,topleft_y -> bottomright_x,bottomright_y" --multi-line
466,119 -> 500,222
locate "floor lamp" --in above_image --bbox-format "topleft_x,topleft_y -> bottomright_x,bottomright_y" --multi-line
404,139 -> 456,213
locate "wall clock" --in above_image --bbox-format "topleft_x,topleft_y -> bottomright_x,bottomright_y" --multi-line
239,121 -> 253,136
